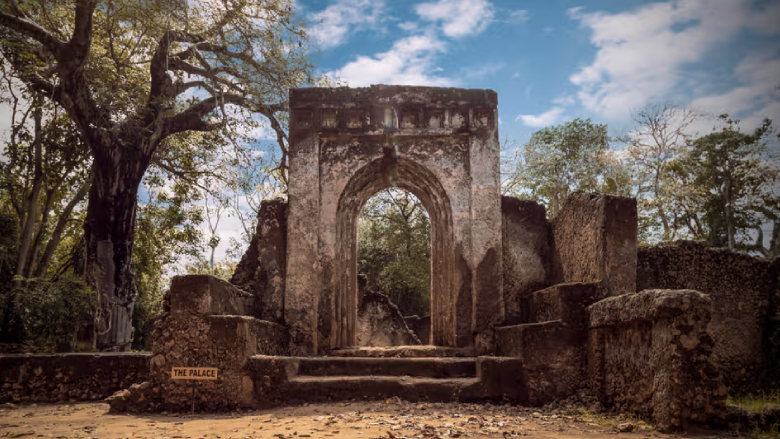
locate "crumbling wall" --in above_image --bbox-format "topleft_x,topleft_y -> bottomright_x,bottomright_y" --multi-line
501,196 -> 549,325
231,199 -> 287,323
404,315 -> 431,345
549,192 -> 637,300
587,289 -> 726,432
637,241 -> 776,390
107,275 -> 288,412
357,292 -> 421,347
0,353 -> 149,403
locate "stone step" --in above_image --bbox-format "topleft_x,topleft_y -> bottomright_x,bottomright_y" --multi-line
329,345 -> 474,358
297,357 -> 476,378
286,376 -> 481,403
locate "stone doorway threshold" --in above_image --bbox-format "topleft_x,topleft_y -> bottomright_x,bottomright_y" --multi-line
327,345 -> 475,358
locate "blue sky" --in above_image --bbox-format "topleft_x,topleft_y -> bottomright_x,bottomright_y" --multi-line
297,0 -> 780,143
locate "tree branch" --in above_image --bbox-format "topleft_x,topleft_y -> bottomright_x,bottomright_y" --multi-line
0,11 -> 66,57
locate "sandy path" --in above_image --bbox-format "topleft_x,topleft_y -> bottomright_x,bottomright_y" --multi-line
0,400 -> 726,439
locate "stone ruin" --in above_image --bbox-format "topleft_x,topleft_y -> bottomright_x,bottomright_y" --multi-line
106,85 -> 780,432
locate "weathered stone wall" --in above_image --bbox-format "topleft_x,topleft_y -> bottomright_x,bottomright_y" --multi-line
404,315 -> 431,345
501,196 -> 549,325
286,85 -> 503,355
231,199 -> 288,323
587,289 -> 726,432
637,241 -> 776,390
108,275 -> 289,412
357,292 -> 421,347
549,192 -> 637,300
0,353 -> 149,403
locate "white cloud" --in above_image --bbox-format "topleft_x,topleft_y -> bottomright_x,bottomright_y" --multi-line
506,10 -> 529,24
568,0 -> 772,119
309,0 -> 385,49
512,72 -> 520,79
691,51 -> 780,117
325,33 -> 456,87
515,107 -> 565,127
463,62 -> 504,79
415,0 -> 495,38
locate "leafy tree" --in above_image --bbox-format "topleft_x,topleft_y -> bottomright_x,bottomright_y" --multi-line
357,189 -> 431,318
689,116 -> 779,252
506,118 -> 609,217
0,0 -> 314,349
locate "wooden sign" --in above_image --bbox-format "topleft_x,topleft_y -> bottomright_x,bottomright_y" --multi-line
171,367 -> 218,380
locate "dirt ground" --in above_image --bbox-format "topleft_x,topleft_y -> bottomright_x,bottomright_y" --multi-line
0,399 -> 732,439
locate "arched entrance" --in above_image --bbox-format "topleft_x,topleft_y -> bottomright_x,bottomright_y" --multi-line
285,85 -> 504,355
334,157 -> 455,348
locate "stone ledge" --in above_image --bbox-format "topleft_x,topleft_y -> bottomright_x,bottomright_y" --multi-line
588,289 -> 711,328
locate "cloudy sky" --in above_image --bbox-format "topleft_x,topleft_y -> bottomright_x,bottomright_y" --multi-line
300,0 -> 780,142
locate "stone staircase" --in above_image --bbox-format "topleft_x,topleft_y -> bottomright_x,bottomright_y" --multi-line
249,355 -> 524,404
493,282 -> 599,404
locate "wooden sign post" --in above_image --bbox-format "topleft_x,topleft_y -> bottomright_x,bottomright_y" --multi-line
170,367 -> 219,413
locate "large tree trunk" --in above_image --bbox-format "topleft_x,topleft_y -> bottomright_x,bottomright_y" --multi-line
85,140 -> 151,352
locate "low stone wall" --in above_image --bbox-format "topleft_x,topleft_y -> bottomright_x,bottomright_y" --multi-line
587,289 -> 726,432
0,353 -> 149,403
549,192 -> 637,300
637,241 -> 777,390
108,274 -> 290,412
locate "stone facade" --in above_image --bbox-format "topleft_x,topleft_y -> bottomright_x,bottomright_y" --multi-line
286,85 -> 503,355
637,241 -> 778,390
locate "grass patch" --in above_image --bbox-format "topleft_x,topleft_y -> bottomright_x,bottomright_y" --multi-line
728,390 -> 780,412
748,421 -> 780,438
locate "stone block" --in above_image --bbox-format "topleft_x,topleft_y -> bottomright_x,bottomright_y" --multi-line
501,196 -> 549,325
549,192 -> 637,299
517,282 -> 599,327
587,289 -> 726,432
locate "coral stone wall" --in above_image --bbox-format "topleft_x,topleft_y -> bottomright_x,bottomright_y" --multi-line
0,353 -> 149,403
587,289 -> 726,432
230,199 -> 288,323
549,193 -> 637,300
637,241 -> 776,389
501,196 -> 550,325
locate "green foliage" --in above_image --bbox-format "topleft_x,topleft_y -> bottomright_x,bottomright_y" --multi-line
0,276 -> 96,351
689,116 -> 779,251
132,168 -> 205,349
506,118 -> 610,217
358,189 -> 431,317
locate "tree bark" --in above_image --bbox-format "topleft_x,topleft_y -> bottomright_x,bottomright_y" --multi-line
85,140 -> 151,351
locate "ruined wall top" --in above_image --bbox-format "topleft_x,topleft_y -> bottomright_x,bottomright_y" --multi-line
289,85 -> 498,140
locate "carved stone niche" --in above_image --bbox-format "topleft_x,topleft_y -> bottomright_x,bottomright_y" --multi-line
321,109 -> 339,129
295,110 -> 312,131
427,111 -> 444,129
347,109 -> 368,129
475,108 -> 493,128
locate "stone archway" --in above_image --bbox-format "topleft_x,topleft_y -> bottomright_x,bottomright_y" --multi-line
285,85 -> 504,355
333,157 -> 455,349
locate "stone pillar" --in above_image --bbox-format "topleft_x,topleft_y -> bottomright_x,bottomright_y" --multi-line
285,119 -> 321,355
469,107 -> 504,354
